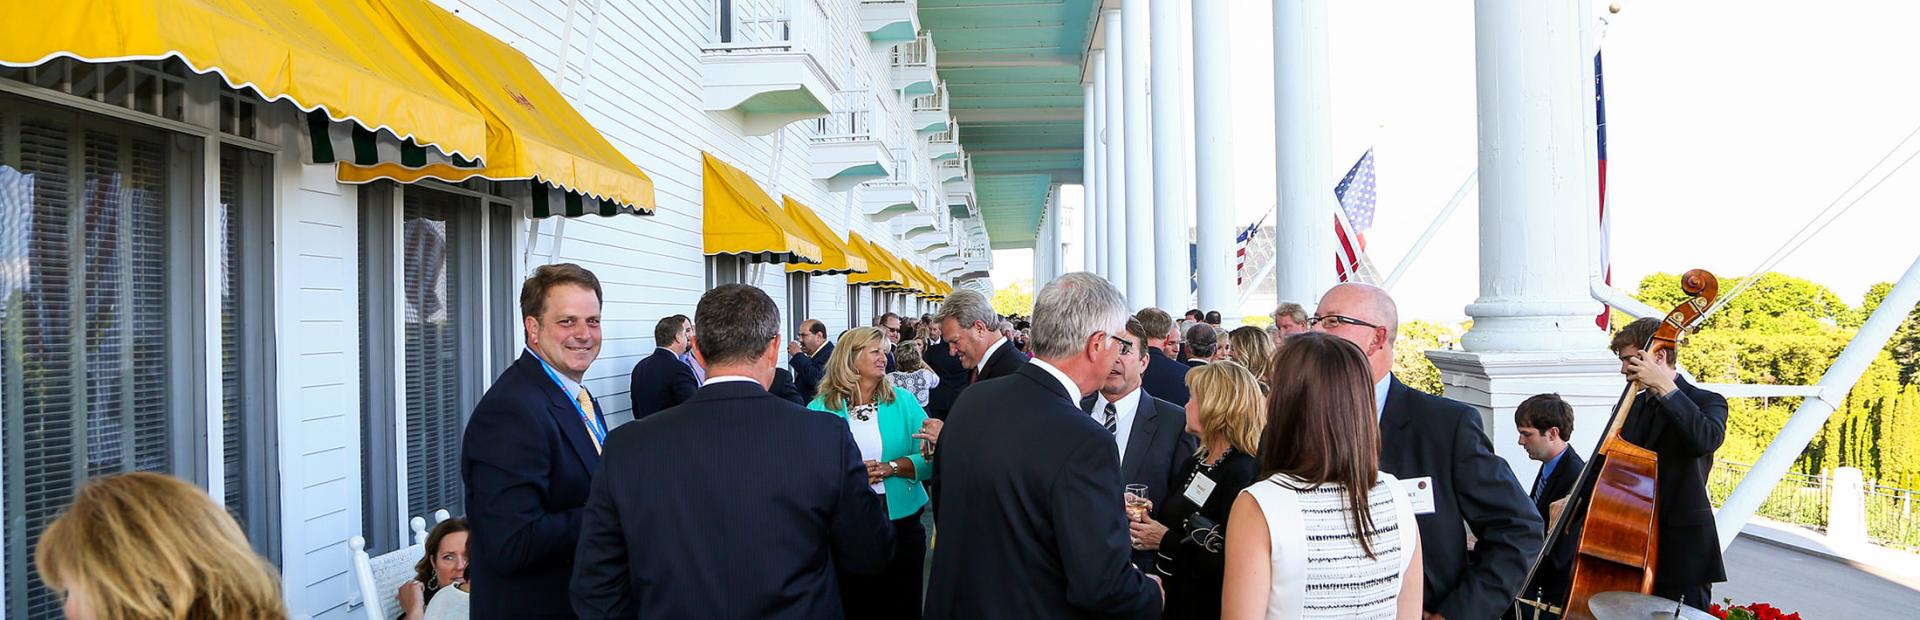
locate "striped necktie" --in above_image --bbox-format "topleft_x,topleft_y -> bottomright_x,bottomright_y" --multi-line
577,388 -> 603,454
1103,402 -> 1119,434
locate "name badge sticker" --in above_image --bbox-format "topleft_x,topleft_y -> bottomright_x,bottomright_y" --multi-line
1401,476 -> 1437,515
1183,473 -> 1218,506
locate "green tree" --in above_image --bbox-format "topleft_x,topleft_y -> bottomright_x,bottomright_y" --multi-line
1856,281 -> 1920,385
991,279 -> 1034,318
1393,320 -> 1464,396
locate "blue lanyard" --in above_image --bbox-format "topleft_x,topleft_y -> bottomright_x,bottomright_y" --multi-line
531,349 -> 606,445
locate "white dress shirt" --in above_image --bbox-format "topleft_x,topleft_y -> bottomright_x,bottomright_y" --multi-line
978,335 -> 1010,369
1027,358 -> 1083,405
1091,387 -> 1143,467
705,375 -> 760,387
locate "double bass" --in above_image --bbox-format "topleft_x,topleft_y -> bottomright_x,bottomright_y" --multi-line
1515,269 -> 1719,620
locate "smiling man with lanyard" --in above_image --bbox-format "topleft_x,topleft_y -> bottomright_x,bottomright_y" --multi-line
462,263 -> 611,620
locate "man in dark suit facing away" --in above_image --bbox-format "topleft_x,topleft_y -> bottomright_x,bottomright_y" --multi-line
627,315 -> 698,421
1313,282 -> 1544,620
1079,316 -> 1196,572
462,263 -> 613,620
920,327 -> 970,420
1513,393 -> 1586,611
1133,308 -> 1192,406
571,284 -> 893,619
785,318 -> 834,404
925,272 -> 1163,619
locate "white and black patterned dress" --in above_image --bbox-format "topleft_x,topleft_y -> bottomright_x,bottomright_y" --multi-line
1241,472 -> 1417,619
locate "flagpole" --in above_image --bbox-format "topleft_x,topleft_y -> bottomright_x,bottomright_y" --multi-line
1383,169 -> 1477,291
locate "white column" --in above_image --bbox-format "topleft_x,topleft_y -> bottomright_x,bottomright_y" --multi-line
1101,9 -> 1129,293
1051,186 -> 1066,278
1459,0 -> 1605,353
1149,0 -> 1188,311
1271,0 -> 1337,306
1082,76 -> 1100,275
1428,0 -> 1617,481
1192,0 -> 1234,314
1091,51 -> 1109,278
1122,0 -> 1154,306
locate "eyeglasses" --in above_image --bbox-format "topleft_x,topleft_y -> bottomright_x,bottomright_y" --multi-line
1109,333 -> 1136,356
1307,314 -> 1384,331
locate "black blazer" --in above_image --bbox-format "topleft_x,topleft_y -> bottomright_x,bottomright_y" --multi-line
1181,359 -> 1207,369
462,351 -> 607,619
1378,376 -> 1545,620
626,348 -> 697,421
1530,447 -> 1585,520
976,339 -> 1027,383
1140,348 -> 1192,406
922,338 -> 970,418
1154,450 -> 1259,620
770,367 -> 805,405
1079,390 -> 1198,571
788,342 -> 833,404
924,363 -> 1161,620
1621,377 -> 1728,587
570,381 -> 895,619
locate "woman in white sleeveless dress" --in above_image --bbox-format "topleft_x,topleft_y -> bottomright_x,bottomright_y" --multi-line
1222,332 -> 1423,620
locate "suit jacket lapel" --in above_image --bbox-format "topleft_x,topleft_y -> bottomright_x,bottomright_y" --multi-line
520,353 -> 602,472
1121,397 -> 1158,484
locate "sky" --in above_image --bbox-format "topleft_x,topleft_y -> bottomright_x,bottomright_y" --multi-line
994,0 -> 1920,323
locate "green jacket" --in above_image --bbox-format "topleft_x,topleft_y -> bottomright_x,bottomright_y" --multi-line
808,386 -> 931,520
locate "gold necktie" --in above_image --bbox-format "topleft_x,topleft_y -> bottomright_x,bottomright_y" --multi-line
577,388 -> 602,454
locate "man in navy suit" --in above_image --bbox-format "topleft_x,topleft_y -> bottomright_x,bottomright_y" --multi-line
571,284 -> 893,619
921,290 -> 1026,512
925,273 -> 1163,619
1133,308 -> 1192,406
1513,393 -> 1585,612
1080,316 -> 1196,572
627,315 -> 698,421
462,263 -> 612,620
921,328 -> 970,421
785,318 -> 834,404
1313,283 -> 1542,620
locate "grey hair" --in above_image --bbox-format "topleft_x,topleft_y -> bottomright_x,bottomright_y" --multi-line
934,289 -> 1000,331
1029,272 -> 1130,359
693,284 -> 781,366
1272,301 -> 1308,323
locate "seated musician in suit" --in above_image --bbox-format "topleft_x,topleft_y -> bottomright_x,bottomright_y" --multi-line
1573,317 -> 1729,608
1514,393 -> 1585,611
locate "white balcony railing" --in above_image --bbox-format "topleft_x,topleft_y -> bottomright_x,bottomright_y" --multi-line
892,32 -> 934,68
809,91 -> 875,143
911,82 -> 946,112
701,0 -> 835,135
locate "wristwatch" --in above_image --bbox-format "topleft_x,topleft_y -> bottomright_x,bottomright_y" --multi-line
886,459 -> 900,477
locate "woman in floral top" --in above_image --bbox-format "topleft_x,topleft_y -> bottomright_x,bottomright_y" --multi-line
886,341 -> 940,408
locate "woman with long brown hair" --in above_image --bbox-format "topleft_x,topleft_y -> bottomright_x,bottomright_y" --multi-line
35,472 -> 287,620
1221,332 -> 1422,619
399,517 -> 470,619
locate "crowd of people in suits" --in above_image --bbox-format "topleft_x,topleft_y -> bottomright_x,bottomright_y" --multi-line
22,261 -> 1725,620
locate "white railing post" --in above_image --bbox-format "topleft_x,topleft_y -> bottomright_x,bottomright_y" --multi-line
1716,253 -> 1920,550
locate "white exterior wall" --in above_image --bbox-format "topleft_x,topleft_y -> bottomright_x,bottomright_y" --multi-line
270,2 -> 949,617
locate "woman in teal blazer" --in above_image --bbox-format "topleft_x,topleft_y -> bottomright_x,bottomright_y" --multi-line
806,326 -> 931,620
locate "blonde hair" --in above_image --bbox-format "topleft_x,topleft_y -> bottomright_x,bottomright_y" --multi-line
35,472 -> 287,620
1185,361 -> 1265,456
895,341 -> 926,373
1229,326 -> 1275,386
819,327 -> 897,411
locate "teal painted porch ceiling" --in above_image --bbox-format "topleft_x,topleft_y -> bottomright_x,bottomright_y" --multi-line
920,0 -> 1096,248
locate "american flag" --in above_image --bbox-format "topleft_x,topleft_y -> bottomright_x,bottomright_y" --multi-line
1594,50 -> 1612,330
1333,149 -> 1377,282
1234,213 -> 1267,286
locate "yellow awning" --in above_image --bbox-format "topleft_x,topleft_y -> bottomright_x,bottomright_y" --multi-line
702,153 -> 822,264
846,233 -> 901,287
0,0 -> 486,161
337,0 -> 655,214
784,197 -> 867,275
874,246 -> 916,292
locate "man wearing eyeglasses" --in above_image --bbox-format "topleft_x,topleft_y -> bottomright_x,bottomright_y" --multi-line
876,312 -> 903,372
1079,317 -> 1196,572
1312,283 -> 1543,620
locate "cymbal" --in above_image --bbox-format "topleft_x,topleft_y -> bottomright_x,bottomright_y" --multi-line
1588,591 -> 1716,620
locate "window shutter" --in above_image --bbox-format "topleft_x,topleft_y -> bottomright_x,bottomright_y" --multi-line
219,147 -> 246,526
402,191 -> 465,524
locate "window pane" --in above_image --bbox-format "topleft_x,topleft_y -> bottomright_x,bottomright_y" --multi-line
218,146 -> 245,529
403,189 -> 465,523
3,114 -> 172,618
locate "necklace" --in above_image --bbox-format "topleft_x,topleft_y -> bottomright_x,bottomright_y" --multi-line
851,402 -> 877,422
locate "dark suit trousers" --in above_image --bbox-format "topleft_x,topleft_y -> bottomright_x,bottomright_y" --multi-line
841,508 -> 926,620
1654,583 -> 1712,612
